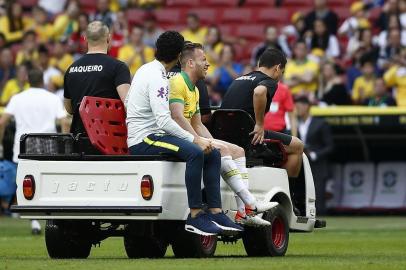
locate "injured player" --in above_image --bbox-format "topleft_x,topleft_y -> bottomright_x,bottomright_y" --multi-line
169,42 -> 277,227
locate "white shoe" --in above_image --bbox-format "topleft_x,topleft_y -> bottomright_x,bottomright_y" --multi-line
248,201 -> 279,214
31,220 -> 41,235
235,213 -> 271,227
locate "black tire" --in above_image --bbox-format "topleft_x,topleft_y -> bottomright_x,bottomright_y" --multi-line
124,223 -> 168,258
171,224 -> 217,258
242,205 -> 289,257
45,220 -> 92,259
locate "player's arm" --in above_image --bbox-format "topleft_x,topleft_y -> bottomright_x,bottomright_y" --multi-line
0,112 -> 12,143
64,98 -> 73,115
250,85 -> 267,145
115,62 -> 132,103
116,83 -> 130,103
0,112 -> 12,158
288,111 -> 298,137
191,113 -> 213,139
169,102 -> 199,137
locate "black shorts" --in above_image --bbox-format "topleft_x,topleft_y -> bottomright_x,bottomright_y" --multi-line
264,130 -> 292,146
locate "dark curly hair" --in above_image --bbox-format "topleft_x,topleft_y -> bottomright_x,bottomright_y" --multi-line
259,48 -> 287,69
155,31 -> 184,63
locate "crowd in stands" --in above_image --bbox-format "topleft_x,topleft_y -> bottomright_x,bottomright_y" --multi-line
0,0 -> 405,108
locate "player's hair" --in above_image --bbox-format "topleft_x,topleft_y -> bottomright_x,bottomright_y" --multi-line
155,31 -> 185,63
180,42 -> 203,68
258,48 -> 287,69
28,68 -> 44,87
86,21 -> 109,45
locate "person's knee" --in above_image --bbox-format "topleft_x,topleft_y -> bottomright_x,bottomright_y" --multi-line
231,145 -> 245,158
209,148 -> 221,160
216,144 -> 231,156
289,137 -> 304,154
188,145 -> 205,162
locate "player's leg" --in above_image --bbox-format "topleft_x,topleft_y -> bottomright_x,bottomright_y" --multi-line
264,130 -> 304,178
129,134 -> 222,235
211,140 -> 275,227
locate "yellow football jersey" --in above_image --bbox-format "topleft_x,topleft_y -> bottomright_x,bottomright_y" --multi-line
169,72 -> 200,121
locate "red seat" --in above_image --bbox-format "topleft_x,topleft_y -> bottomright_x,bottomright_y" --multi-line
155,9 -> 183,25
201,0 -> 239,7
166,0 -> 199,7
236,24 -> 265,42
221,8 -> 253,23
164,24 -> 186,32
327,0 -> 351,8
79,96 -> 128,155
218,25 -> 234,36
187,8 -> 218,25
257,8 -> 290,24
282,0 -> 313,7
126,9 -> 145,25
333,7 -> 351,22
243,0 -> 275,7
79,0 -> 98,12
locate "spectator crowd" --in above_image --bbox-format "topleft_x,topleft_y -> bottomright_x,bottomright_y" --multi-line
0,0 -> 405,109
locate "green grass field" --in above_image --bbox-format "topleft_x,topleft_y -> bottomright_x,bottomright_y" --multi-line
1,216 -> 406,270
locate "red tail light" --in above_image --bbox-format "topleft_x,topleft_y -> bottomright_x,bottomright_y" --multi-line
141,175 -> 154,200
23,175 -> 35,200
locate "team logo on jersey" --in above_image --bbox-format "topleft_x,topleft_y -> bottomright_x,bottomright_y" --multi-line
157,86 -> 169,101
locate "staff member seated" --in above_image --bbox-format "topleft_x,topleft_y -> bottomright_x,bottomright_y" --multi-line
221,48 -> 304,178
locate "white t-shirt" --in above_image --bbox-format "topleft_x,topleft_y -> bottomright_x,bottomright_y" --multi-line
126,59 -> 194,147
5,88 -> 66,162
39,0 -> 67,15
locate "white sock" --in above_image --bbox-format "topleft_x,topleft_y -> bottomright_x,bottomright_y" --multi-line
234,157 -> 257,209
221,156 -> 256,206
235,195 -> 246,214
234,157 -> 249,189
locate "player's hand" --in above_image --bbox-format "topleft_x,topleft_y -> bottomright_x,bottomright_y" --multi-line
194,137 -> 213,154
250,124 -> 264,145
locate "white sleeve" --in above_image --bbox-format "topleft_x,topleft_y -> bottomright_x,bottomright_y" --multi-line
328,35 -> 340,58
54,96 -> 67,119
148,76 -> 194,142
4,96 -> 17,116
338,19 -> 350,35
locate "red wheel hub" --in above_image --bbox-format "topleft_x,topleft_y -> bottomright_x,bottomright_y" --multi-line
200,235 -> 216,250
272,216 -> 285,249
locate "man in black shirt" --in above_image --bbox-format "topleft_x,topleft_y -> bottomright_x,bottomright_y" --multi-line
221,48 -> 304,178
64,21 -> 131,134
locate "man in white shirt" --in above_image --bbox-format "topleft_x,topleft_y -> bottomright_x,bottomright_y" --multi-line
0,68 -> 67,234
126,31 -> 243,236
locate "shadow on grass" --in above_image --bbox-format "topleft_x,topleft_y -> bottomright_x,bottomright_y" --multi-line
5,253 -> 376,261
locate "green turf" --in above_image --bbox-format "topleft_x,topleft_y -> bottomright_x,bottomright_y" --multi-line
1,217 -> 406,270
